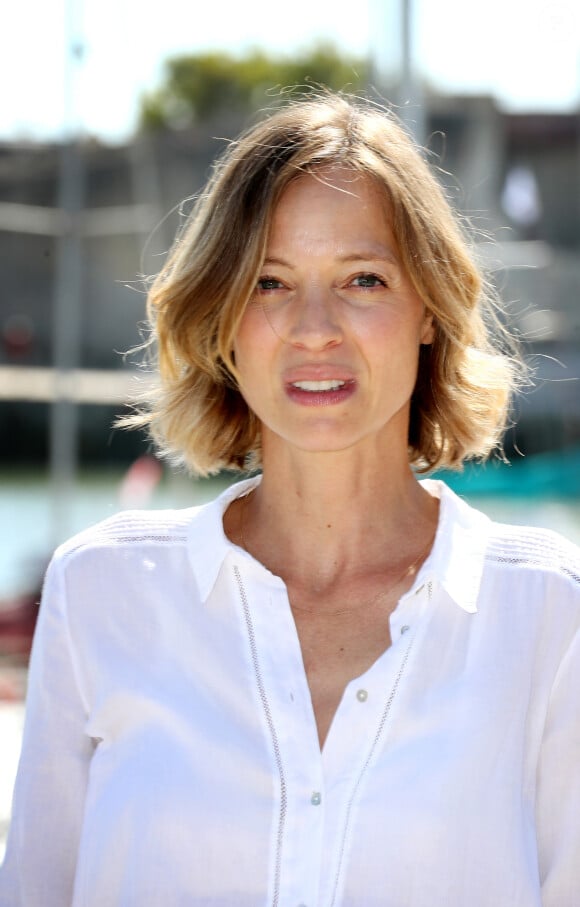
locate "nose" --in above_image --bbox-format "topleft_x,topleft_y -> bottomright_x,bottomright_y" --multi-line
283,285 -> 343,350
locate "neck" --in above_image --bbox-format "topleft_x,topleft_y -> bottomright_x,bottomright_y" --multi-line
236,437 -> 439,592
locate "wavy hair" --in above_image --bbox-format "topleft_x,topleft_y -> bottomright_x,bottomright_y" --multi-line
124,92 -> 524,475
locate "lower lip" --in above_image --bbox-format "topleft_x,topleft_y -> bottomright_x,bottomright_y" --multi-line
285,381 -> 356,407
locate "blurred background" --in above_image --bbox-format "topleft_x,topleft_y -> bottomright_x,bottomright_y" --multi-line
1,0 -> 580,853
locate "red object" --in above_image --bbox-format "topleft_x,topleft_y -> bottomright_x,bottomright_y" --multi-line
0,595 -> 39,659
118,456 -> 163,509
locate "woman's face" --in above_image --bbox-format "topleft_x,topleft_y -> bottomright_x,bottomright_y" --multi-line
233,168 -> 434,461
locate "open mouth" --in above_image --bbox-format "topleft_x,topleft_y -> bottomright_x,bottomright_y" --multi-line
291,380 -> 346,392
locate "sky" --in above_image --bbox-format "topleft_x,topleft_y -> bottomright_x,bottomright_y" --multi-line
2,0 -> 580,143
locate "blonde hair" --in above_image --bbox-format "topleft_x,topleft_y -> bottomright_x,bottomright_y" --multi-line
125,92 -> 524,476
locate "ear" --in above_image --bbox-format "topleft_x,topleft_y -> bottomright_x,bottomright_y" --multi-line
420,310 -> 435,346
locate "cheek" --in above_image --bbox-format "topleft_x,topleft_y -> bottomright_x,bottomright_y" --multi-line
234,304 -> 274,351
232,312 -> 260,370
232,346 -> 254,391
232,323 -> 272,402
353,306 -> 424,350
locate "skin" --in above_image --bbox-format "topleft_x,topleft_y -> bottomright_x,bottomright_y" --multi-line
224,167 -> 439,748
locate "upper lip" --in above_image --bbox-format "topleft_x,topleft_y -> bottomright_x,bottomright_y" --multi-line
283,365 -> 357,385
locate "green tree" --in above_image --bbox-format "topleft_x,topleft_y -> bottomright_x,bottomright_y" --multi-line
139,44 -> 370,131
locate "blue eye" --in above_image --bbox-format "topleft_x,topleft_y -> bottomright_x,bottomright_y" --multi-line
257,277 -> 284,291
352,274 -> 385,288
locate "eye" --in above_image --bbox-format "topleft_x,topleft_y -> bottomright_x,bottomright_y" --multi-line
351,273 -> 387,289
256,276 -> 285,291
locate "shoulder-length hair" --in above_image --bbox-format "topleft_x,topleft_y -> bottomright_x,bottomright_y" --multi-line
124,91 -> 524,476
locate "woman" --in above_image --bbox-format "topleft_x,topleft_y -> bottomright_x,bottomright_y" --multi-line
2,93 -> 579,906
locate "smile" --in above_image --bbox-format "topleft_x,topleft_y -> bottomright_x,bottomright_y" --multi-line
291,380 -> 346,391
285,378 -> 356,407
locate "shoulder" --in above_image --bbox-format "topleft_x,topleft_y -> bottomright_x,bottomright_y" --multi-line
433,479 -> 580,589
485,520 -> 580,591
430,480 -> 580,610
53,506 -> 203,565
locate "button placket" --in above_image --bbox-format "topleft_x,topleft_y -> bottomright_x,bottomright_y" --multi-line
390,580 -> 429,640
233,565 -> 324,907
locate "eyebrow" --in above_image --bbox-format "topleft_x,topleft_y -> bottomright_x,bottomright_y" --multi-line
338,250 -> 399,265
262,248 -> 399,268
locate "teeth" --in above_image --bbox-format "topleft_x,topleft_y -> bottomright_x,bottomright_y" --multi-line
292,380 -> 345,391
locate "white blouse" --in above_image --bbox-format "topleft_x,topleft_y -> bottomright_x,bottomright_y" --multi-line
1,478 -> 579,906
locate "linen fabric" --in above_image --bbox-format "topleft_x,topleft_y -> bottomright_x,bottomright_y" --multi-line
1,478 -> 579,906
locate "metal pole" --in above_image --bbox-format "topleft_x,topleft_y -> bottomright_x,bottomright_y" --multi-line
399,0 -> 426,147
49,0 -> 84,546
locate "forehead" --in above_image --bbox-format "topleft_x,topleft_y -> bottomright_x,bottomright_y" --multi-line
266,167 -> 396,256
277,166 -> 387,211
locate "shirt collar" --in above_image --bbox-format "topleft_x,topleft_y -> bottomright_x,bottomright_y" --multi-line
417,479 -> 491,613
187,475 -> 490,613
186,475 -> 262,602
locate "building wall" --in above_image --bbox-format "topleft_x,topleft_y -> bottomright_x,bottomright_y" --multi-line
1,101 -> 579,462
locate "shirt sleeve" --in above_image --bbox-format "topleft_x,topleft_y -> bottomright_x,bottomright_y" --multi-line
0,554 -> 94,906
536,623 -> 580,906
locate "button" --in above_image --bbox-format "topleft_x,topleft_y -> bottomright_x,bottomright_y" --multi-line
356,689 -> 368,702
400,625 -> 410,635
310,791 -> 321,806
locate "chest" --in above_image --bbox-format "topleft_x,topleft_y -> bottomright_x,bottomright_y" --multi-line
288,596 -> 396,747
79,570 -> 543,907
